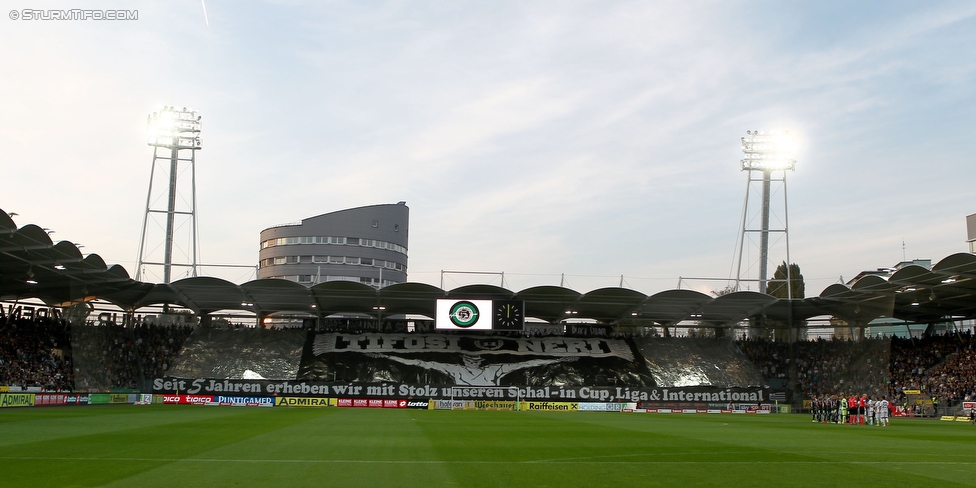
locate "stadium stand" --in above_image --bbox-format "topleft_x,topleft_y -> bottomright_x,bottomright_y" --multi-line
0,315 -> 72,391
72,323 -> 193,389
737,337 -> 890,398
3,309 -> 976,415
888,332 -> 975,405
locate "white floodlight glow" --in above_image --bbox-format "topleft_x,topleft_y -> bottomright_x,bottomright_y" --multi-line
148,106 -> 202,149
741,129 -> 796,172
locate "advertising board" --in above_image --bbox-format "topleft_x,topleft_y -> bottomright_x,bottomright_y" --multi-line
160,395 -> 215,405
433,400 -> 464,410
448,400 -> 520,411
0,393 -> 34,408
404,400 -> 430,409
577,402 -> 623,412
214,396 -> 274,407
88,394 -> 110,405
33,394 -> 90,406
275,397 -> 334,407
520,402 -> 579,412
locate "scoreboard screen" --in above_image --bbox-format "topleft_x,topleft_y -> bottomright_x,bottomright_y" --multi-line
435,299 -> 524,331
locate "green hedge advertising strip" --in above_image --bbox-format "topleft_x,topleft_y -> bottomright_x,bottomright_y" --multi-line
88,394 -> 131,405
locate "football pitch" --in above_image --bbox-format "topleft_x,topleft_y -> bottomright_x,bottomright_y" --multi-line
1,406 -> 974,487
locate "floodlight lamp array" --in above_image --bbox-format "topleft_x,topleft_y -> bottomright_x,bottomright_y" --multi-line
740,129 -> 795,172
148,106 -> 202,149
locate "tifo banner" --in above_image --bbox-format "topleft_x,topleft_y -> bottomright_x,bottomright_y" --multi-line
153,377 -> 781,403
567,325 -> 612,337
275,397 -> 334,407
521,402 -> 579,412
312,333 -> 634,360
0,393 -> 35,408
307,333 -> 639,388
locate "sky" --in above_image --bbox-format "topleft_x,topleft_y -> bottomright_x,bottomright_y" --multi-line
2,1 -> 975,297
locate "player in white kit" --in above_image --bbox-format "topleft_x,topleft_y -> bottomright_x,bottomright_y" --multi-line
876,397 -> 890,426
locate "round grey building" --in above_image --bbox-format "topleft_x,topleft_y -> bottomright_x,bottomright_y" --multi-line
258,202 -> 408,287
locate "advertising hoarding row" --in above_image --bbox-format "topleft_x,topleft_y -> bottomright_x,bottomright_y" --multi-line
334,398 -> 429,409
156,395 -> 274,406
151,377 -> 779,404
430,400 -> 625,411
0,392 -> 136,408
2,390 -> 775,415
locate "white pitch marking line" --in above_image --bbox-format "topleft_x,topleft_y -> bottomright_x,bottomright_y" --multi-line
1,457 -> 974,465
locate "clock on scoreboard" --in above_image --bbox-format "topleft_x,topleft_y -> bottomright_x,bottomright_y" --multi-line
435,299 -> 524,331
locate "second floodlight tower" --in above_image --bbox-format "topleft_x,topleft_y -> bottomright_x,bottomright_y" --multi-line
735,130 -> 795,295
135,106 -> 202,284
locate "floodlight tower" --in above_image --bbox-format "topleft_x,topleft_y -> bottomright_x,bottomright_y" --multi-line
734,130 -> 795,295
135,106 -> 202,283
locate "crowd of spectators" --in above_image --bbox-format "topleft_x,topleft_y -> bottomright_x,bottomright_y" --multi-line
737,339 -> 791,383
888,331 -> 975,405
0,316 -> 73,390
739,332 -> 976,405
72,323 -> 195,389
134,323 -> 195,381
71,324 -> 139,389
2,314 -> 194,391
738,337 -> 889,398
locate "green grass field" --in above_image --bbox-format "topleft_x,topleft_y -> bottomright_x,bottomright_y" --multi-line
1,406 -> 974,487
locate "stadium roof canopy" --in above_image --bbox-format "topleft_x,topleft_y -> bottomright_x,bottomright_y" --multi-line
3,207 -> 976,326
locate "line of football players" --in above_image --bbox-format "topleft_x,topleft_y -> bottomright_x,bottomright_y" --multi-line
811,394 -> 890,426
